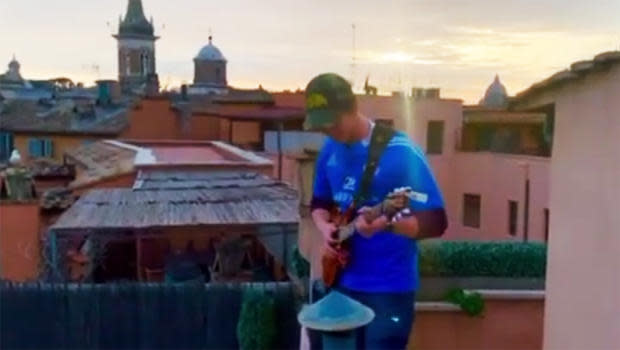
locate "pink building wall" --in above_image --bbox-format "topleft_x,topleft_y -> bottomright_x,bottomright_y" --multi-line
444,153 -> 550,241
399,97 -> 551,242
522,63 -> 620,350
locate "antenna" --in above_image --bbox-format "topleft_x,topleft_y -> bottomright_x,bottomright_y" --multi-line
351,23 -> 357,91
81,63 -> 100,82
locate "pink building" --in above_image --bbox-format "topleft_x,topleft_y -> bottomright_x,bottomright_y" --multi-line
511,51 -> 620,350
415,97 -> 551,243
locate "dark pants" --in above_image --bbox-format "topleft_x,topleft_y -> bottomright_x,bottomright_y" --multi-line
308,283 -> 415,350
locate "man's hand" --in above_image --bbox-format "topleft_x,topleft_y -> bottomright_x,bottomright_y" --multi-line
315,220 -> 340,257
355,207 -> 389,238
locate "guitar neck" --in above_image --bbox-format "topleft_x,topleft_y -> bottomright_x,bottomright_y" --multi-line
337,201 -> 384,241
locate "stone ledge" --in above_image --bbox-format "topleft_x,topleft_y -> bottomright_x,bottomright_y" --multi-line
415,302 -> 461,312
469,289 -> 545,300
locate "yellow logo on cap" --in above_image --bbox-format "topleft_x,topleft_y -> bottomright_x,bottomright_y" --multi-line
306,93 -> 328,109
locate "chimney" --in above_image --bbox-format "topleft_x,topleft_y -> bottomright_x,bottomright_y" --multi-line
181,84 -> 189,101
411,88 -> 424,99
96,80 -> 121,106
425,88 -> 440,99
411,87 -> 440,100
145,74 -> 160,97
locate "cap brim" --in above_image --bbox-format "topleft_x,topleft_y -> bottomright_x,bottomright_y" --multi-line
303,109 -> 338,131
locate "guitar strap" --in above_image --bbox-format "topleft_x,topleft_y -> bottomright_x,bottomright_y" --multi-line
352,123 -> 396,207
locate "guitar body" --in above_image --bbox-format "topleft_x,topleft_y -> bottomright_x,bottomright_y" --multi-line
321,205 -> 354,287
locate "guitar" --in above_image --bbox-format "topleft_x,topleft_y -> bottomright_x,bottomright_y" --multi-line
321,187 -> 415,287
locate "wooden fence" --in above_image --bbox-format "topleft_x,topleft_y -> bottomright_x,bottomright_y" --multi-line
0,281 -> 300,349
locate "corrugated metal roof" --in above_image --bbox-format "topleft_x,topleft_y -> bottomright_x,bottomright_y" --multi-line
134,169 -> 278,190
52,170 -> 299,231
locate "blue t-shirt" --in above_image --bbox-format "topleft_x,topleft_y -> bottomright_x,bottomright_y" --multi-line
313,128 -> 444,292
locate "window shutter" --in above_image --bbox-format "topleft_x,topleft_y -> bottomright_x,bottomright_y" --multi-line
44,139 -> 54,158
8,133 -> 13,153
36,139 -> 43,157
0,133 -> 7,160
28,139 -> 39,157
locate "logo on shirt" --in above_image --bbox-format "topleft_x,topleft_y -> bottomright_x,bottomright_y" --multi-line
343,176 -> 356,191
326,154 -> 337,167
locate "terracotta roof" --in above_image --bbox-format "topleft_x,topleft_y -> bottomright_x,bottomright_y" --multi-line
52,170 -> 299,231
66,140 -> 273,189
193,105 -> 305,121
65,141 -> 138,188
514,51 -> 620,101
272,92 -> 305,108
0,99 -> 128,136
172,87 -> 273,106
212,88 -> 273,104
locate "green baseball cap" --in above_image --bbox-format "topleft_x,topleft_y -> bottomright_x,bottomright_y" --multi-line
304,73 -> 356,130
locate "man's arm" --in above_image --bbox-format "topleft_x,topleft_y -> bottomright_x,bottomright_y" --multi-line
356,143 -> 448,239
390,208 -> 447,239
392,146 -> 447,239
356,207 -> 447,239
310,143 -> 339,246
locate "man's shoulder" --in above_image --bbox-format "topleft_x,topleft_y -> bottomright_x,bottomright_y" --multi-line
318,136 -> 337,154
385,131 -> 425,159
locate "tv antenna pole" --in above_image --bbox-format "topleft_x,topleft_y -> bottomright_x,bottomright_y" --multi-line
351,23 -> 356,91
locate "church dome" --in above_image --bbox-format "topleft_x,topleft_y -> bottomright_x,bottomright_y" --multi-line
2,55 -> 24,83
195,36 -> 226,62
480,74 -> 508,108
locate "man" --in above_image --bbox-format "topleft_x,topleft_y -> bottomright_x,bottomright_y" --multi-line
305,73 -> 447,349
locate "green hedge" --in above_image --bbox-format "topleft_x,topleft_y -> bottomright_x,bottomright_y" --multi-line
419,241 -> 547,278
237,289 -> 277,350
290,245 -> 310,279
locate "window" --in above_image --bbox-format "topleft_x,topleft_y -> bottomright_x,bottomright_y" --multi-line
28,138 -> 54,158
508,200 -> 518,236
427,121 -> 444,154
215,67 -> 221,81
0,132 -> 14,162
140,51 -> 149,76
463,194 -> 481,228
544,209 -> 550,243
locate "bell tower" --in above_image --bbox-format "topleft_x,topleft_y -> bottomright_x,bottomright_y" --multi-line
113,0 -> 159,95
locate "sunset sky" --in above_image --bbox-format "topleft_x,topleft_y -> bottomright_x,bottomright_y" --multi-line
1,0 -> 618,103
